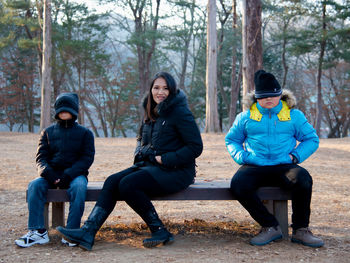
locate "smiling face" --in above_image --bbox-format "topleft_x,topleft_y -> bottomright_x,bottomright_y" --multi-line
151,77 -> 169,104
257,95 -> 281,109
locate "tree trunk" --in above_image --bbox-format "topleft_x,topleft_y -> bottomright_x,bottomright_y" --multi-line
81,101 -> 100,138
178,1 -> 195,91
315,3 -> 326,136
205,0 -> 220,133
27,2 -> 43,81
229,0 -> 241,125
130,0 -> 161,121
281,21 -> 289,89
229,62 -> 242,125
242,0 -> 262,109
40,0 -> 52,131
217,0 -> 232,130
26,85 -> 35,133
51,45 -> 65,100
342,118 -> 350,137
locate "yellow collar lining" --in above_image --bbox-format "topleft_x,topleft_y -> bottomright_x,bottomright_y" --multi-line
250,101 -> 291,121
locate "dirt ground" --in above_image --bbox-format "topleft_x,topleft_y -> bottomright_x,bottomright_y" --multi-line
0,132 -> 349,263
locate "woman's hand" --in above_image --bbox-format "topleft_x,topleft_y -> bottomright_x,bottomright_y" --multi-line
155,155 -> 162,164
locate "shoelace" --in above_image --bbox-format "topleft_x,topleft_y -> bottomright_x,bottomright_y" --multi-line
260,227 -> 275,233
23,230 -> 35,238
300,228 -> 313,235
295,227 -> 314,237
19,231 -> 36,243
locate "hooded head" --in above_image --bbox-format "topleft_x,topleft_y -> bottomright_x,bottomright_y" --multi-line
54,92 -> 79,120
254,70 -> 282,99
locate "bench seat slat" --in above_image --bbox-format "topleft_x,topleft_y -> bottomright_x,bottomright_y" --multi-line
44,181 -> 292,202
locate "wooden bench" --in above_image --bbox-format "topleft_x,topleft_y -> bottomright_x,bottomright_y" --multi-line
28,180 -> 292,238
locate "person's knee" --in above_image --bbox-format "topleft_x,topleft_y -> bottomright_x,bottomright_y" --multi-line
68,177 -> 87,202
102,173 -> 123,191
69,176 -> 87,191
104,174 -> 114,186
118,177 -> 134,198
296,168 -> 313,190
28,178 -> 48,192
230,177 -> 250,197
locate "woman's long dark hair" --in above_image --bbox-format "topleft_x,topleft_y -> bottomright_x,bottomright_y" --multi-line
145,71 -> 177,122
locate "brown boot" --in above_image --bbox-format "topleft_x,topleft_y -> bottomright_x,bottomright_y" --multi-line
291,227 -> 324,248
250,225 -> 283,246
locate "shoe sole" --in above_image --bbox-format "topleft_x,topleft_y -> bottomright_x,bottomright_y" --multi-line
77,242 -> 92,251
62,240 -> 78,247
59,235 -> 91,251
56,227 -> 92,251
143,236 -> 175,248
291,238 -> 324,248
15,239 -> 49,248
250,234 -> 283,246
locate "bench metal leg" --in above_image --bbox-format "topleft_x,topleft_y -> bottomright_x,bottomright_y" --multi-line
52,202 -> 65,228
274,200 -> 289,238
264,200 -> 289,239
44,203 -> 49,230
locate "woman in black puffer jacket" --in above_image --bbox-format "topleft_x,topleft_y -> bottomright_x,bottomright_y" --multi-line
57,72 -> 203,251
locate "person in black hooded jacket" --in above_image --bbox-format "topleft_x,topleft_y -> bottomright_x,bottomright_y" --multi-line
15,92 -> 95,248
57,72 -> 203,251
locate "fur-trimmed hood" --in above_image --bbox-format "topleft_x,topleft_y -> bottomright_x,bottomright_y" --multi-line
243,89 -> 297,110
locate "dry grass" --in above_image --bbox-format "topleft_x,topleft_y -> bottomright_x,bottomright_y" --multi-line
0,132 -> 350,262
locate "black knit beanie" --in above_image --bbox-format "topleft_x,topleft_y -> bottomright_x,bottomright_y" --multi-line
254,70 -> 282,99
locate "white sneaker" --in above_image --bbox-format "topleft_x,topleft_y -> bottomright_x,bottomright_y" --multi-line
61,237 -> 77,247
15,230 -> 49,248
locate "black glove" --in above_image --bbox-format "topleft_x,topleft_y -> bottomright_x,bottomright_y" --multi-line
134,152 -> 143,164
147,154 -> 157,164
57,174 -> 72,189
44,171 -> 60,185
140,145 -> 155,158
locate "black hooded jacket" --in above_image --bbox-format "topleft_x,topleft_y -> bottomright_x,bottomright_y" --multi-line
36,93 -> 95,187
134,89 -> 203,193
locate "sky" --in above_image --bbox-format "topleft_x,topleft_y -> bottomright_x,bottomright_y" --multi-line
79,0 -> 210,29
82,0 -> 208,17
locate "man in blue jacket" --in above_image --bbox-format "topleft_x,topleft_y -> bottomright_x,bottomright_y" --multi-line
15,92 -> 95,248
225,70 -> 324,247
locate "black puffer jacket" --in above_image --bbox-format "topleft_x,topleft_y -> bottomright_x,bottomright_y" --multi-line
36,93 -> 95,186
134,89 -> 203,193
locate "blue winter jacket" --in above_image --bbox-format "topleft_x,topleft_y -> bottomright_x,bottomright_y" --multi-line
225,90 -> 319,166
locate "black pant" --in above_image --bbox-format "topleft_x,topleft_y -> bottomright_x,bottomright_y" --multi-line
230,164 -> 313,230
96,167 -> 166,216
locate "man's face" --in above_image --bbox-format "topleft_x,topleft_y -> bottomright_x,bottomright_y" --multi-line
257,95 -> 281,109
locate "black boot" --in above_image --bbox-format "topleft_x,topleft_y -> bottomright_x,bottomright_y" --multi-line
56,206 -> 109,251
140,208 -> 174,248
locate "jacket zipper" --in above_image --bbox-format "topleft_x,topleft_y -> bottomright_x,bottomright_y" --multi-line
268,111 -> 272,160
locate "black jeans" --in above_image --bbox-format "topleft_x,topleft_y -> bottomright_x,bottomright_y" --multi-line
230,164 -> 313,230
96,167 -> 166,216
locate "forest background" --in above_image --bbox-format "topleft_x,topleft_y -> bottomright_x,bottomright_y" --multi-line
0,0 -> 349,138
